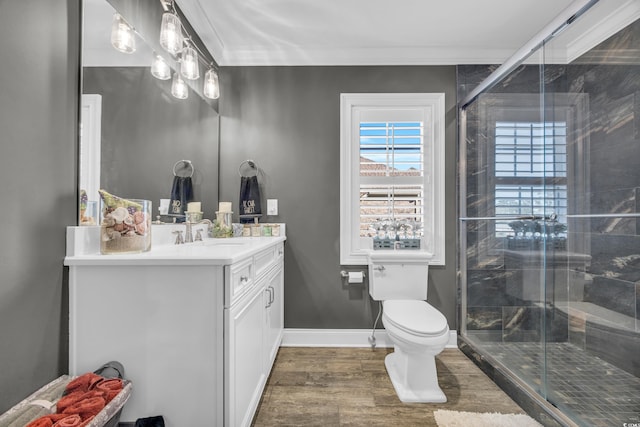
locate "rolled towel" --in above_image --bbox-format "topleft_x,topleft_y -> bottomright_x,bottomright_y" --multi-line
93,378 -> 123,403
24,413 -> 71,427
56,391 -> 102,414
52,414 -> 82,427
64,373 -> 102,395
55,392 -> 82,414
25,417 -> 53,427
61,396 -> 106,420
78,416 -> 94,427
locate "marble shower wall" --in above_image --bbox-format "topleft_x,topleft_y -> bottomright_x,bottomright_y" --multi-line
459,19 -> 640,375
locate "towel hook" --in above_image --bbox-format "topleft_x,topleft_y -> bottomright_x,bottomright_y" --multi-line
173,159 -> 194,177
238,159 -> 259,177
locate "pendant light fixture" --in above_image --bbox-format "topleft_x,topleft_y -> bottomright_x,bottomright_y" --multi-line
160,9 -> 183,55
151,54 -> 171,80
171,72 -> 189,99
113,0 -> 221,101
111,13 -> 136,54
203,68 -> 220,99
181,45 -> 200,80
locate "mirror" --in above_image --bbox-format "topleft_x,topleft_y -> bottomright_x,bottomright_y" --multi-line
80,0 -> 220,225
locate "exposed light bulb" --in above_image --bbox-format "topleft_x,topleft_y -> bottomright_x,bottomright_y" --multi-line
171,72 -> 188,99
160,12 -> 183,55
151,54 -> 171,80
181,46 -> 200,80
110,13 -> 136,54
203,68 -> 220,99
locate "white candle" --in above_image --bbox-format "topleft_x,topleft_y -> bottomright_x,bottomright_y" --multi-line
187,202 -> 201,212
219,202 -> 232,213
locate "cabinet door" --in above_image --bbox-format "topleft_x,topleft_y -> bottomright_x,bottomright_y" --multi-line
225,286 -> 266,427
264,261 -> 284,369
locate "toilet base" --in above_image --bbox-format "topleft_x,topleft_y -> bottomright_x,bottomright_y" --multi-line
384,351 -> 447,403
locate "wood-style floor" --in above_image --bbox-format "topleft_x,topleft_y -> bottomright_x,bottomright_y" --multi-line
252,347 -> 526,426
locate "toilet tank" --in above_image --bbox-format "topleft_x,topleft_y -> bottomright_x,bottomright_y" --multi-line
367,251 -> 431,301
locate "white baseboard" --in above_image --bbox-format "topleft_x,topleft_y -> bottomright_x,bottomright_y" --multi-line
282,328 -> 458,349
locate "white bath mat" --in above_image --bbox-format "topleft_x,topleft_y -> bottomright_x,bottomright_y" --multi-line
434,409 -> 543,427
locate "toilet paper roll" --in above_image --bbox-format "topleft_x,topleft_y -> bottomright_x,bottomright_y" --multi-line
348,271 -> 364,284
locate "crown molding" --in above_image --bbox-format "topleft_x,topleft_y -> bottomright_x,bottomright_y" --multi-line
218,46 -> 514,67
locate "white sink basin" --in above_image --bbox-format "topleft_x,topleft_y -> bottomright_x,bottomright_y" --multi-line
192,239 -> 247,247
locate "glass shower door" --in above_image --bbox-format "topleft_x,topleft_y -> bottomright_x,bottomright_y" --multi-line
540,14 -> 640,425
460,47 -> 552,399
460,3 -> 640,425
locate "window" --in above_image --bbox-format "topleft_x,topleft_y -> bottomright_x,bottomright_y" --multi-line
340,93 -> 445,265
494,121 -> 568,237
359,121 -> 424,237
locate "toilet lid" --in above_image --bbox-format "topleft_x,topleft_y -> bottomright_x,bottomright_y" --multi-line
383,300 -> 448,337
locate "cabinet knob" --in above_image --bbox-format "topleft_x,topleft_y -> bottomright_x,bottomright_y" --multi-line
240,276 -> 249,283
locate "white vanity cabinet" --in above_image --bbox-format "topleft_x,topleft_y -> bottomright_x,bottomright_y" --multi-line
64,227 -> 285,427
67,264 -> 226,426
225,242 -> 284,427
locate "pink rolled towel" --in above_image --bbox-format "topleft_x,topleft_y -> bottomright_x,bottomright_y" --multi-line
56,390 -> 103,414
52,414 -> 82,427
64,373 -> 102,395
93,378 -> 123,403
61,396 -> 106,420
25,417 -> 53,427
26,413 -> 71,427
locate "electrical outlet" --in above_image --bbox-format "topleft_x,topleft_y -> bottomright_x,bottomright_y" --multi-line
267,199 -> 278,215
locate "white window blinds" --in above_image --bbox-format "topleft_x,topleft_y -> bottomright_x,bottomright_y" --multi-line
494,121 -> 568,237
359,122 -> 424,237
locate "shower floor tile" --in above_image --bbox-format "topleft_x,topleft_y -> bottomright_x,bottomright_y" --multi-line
478,341 -> 640,427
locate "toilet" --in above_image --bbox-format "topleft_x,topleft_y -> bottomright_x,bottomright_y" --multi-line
368,251 -> 449,403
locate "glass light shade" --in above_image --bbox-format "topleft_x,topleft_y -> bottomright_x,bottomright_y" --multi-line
160,12 -> 183,55
171,73 -> 188,99
181,46 -> 200,80
150,54 -> 171,80
110,13 -> 136,54
203,68 -> 220,99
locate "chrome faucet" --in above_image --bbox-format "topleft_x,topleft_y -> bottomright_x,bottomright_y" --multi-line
182,219 -> 213,244
185,222 -> 194,243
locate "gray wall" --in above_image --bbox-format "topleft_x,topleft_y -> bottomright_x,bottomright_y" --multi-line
219,66 -> 458,329
0,0 -> 79,412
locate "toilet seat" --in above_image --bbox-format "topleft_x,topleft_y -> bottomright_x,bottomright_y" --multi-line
383,300 -> 448,337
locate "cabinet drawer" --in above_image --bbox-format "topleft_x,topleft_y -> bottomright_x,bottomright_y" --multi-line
254,246 -> 276,280
254,243 -> 285,280
227,258 -> 254,306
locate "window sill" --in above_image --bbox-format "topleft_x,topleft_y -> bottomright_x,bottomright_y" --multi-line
342,249 -> 444,266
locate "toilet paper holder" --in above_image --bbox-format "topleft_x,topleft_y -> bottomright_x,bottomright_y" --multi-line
340,270 -> 365,283
340,270 -> 365,278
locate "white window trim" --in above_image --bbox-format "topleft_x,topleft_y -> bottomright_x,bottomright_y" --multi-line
340,93 -> 445,265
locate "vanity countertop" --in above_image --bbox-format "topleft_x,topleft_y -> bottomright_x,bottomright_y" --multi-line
64,226 -> 286,266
